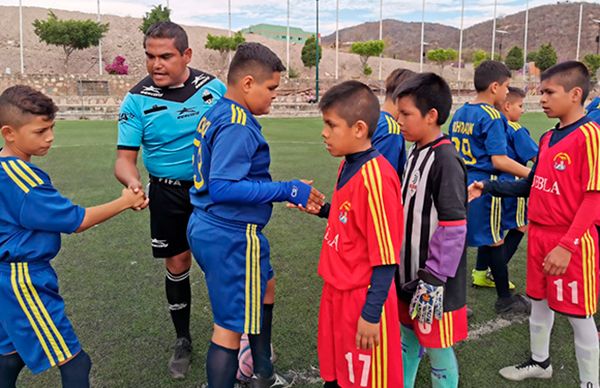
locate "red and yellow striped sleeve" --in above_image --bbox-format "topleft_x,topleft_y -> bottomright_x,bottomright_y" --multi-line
361,158 -> 403,266
582,122 -> 600,191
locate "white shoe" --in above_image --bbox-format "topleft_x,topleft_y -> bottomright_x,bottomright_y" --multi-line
499,358 -> 553,381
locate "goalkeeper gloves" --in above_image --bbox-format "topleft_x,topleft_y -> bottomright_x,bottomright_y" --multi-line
409,269 -> 444,324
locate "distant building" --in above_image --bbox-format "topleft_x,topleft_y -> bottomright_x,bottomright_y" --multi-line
240,24 -> 314,44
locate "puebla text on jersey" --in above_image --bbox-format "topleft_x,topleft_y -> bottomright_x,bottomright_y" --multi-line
0,157 -> 84,263
117,68 -> 226,181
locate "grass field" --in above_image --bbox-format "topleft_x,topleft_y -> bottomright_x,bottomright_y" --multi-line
6,113 -> 595,387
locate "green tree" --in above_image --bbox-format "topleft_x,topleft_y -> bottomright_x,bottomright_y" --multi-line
534,43 -> 557,73
583,54 -> 600,81
205,32 -> 245,69
350,40 -> 385,76
33,11 -> 109,72
140,5 -> 170,34
505,46 -> 524,72
301,35 -> 322,69
426,48 -> 458,75
471,49 -> 501,68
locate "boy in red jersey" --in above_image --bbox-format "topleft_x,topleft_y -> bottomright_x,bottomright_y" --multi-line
469,61 -> 599,387
296,81 -> 404,387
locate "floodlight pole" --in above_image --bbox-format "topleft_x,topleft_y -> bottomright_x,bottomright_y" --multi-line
491,0 -> 497,59
576,3 -> 582,60
378,0 -> 383,81
97,0 -> 103,75
419,0 -> 425,72
335,0 -> 339,79
523,0 -> 529,79
316,0 -> 319,102
19,0 -> 24,74
286,0 -> 290,77
457,0 -> 465,87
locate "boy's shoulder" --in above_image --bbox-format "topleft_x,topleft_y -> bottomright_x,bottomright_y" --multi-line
206,98 -> 256,129
453,103 -> 502,122
431,137 -> 465,166
0,157 -> 49,195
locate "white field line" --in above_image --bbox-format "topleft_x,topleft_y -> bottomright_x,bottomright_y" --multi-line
50,140 -> 323,149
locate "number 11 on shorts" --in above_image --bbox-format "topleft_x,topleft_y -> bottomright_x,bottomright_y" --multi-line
345,352 -> 371,387
554,279 -> 579,304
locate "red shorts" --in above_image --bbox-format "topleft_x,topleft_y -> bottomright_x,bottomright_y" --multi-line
398,300 -> 468,348
318,282 -> 403,388
527,223 -> 599,317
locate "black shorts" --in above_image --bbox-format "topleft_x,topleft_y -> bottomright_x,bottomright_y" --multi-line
148,175 -> 193,258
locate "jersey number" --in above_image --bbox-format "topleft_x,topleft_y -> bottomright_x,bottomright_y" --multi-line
193,118 -> 211,190
452,138 -> 477,165
345,352 -> 371,387
554,279 -> 579,304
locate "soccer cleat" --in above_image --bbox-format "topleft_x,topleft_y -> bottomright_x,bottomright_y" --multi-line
499,358 -> 553,381
168,337 -> 193,379
495,294 -> 531,314
472,269 -> 516,290
249,372 -> 290,388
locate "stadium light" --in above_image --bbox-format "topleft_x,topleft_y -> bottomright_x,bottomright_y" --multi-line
419,0 -> 425,72
379,0 -> 383,81
523,0 -> 529,80
496,29 -> 508,60
97,0 -> 103,75
19,0 -> 24,74
316,0 -> 319,102
575,3 -> 583,60
491,0 -> 497,59
335,0 -> 339,80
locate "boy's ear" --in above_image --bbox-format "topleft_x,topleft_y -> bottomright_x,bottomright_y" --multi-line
1,125 -> 16,143
354,120 -> 369,139
240,75 -> 256,93
426,108 -> 439,126
489,81 -> 499,95
569,86 -> 583,104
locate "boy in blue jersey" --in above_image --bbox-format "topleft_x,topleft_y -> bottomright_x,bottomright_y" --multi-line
585,93 -> 600,123
372,68 -> 415,177
187,42 -> 324,388
497,87 -> 538,267
448,60 -> 531,314
0,85 -> 145,387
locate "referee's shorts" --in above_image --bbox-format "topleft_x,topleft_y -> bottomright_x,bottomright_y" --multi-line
148,175 -> 193,258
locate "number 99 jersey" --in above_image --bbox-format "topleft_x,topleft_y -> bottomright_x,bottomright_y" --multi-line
448,103 -> 508,181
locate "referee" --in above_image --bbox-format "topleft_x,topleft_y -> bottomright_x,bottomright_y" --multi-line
114,21 -> 226,379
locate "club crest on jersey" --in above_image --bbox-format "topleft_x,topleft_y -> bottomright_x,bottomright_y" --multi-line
140,85 -> 163,97
553,152 -> 571,171
203,90 -> 215,105
338,201 -> 351,224
408,170 -> 420,197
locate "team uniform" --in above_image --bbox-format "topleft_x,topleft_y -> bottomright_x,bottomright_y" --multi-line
449,103 -> 507,247
117,68 -> 225,258
398,136 -> 468,348
187,97 -> 281,334
526,117 -> 599,317
372,111 -> 407,176
585,96 -> 600,124
501,121 -> 538,230
318,150 -> 404,388
0,157 -> 85,373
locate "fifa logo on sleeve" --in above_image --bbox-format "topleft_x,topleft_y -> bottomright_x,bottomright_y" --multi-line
338,201 -> 352,224
553,152 -> 571,172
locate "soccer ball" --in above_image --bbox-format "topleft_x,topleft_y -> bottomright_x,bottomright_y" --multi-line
236,334 -> 276,382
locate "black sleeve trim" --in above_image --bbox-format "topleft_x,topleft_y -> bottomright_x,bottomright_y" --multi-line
117,145 -> 140,151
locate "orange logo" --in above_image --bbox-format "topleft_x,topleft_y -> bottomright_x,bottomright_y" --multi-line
553,152 -> 571,172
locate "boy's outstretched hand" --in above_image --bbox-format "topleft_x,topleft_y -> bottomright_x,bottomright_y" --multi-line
122,187 -> 148,210
468,181 -> 485,202
543,245 -> 572,275
356,316 -> 380,350
288,179 -> 325,214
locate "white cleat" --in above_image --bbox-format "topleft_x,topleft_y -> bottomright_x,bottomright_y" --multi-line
499,358 -> 553,381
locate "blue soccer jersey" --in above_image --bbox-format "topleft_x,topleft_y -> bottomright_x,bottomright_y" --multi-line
504,121 -> 538,166
0,157 -> 85,263
449,103 -> 507,179
118,68 -> 226,181
372,111 -> 407,176
190,97 -> 274,227
586,96 -> 600,124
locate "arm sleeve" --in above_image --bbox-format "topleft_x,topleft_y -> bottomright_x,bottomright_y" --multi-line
482,118 -> 507,156
361,264 -> 397,324
583,126 -> 600,192
317,202 -> 331,219
484,162 -> 537,197
425,224 -> 467,283
117,93 -> 143,149
209,123 -> 258,181
558,192 -> 600,253
209,178 -> 311,206
513,128 -> 539,163
19,185 -> 85,234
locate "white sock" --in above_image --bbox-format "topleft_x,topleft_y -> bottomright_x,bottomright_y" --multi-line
568,316 -> 599,387
529,299 -> 554,363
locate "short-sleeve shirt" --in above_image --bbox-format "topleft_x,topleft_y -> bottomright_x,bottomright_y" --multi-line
504,121 -> 538,166
189,97 -> 273,227
117,68 -> 226,181
528,117 -> 600,227
372,111 -> 407,176
586,96 -> 600,124
318,154 -> 403,290
0,157 -> 85,263
448,103 -> 507,177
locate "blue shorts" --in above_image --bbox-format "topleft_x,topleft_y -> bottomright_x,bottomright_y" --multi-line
467,173 -> 503,247
502,197 -> 527,230
187,210 -> 274,334
0,262 -> 81,374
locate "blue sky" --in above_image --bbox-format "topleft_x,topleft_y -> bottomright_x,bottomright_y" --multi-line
0,0 -> 570,34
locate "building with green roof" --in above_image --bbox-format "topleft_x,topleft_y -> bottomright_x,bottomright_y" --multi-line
240,24 -> 314,44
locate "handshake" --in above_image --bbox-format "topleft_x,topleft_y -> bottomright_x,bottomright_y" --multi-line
287,179 -> 326,215
121,182 -> 150,211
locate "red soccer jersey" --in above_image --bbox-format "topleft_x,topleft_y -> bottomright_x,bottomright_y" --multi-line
318,155 -> 404,290
528,121 -> 600,227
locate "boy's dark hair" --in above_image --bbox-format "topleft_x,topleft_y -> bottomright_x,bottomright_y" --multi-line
144,21 -> 189,54
319,81 -> 380,137
227,42 -> 286,85
474,60 -> 511,92
0,85 -> 58,128
385,68 -> 416,100
541,61 -> 590,105
393,73 -> 452,125
507,86 -> 526,101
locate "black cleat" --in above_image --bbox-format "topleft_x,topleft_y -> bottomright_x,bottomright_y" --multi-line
168,337 -> 193,379
249,372 -> 290,388
495,294 -> 531,315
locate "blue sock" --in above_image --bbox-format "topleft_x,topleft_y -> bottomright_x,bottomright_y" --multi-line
249,303 -> 274,378
428,347 -> 459,388
0,352 -> 25,388
401,325 -> 423,388
206,341 -> 238,388
59,350 -> 91,388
